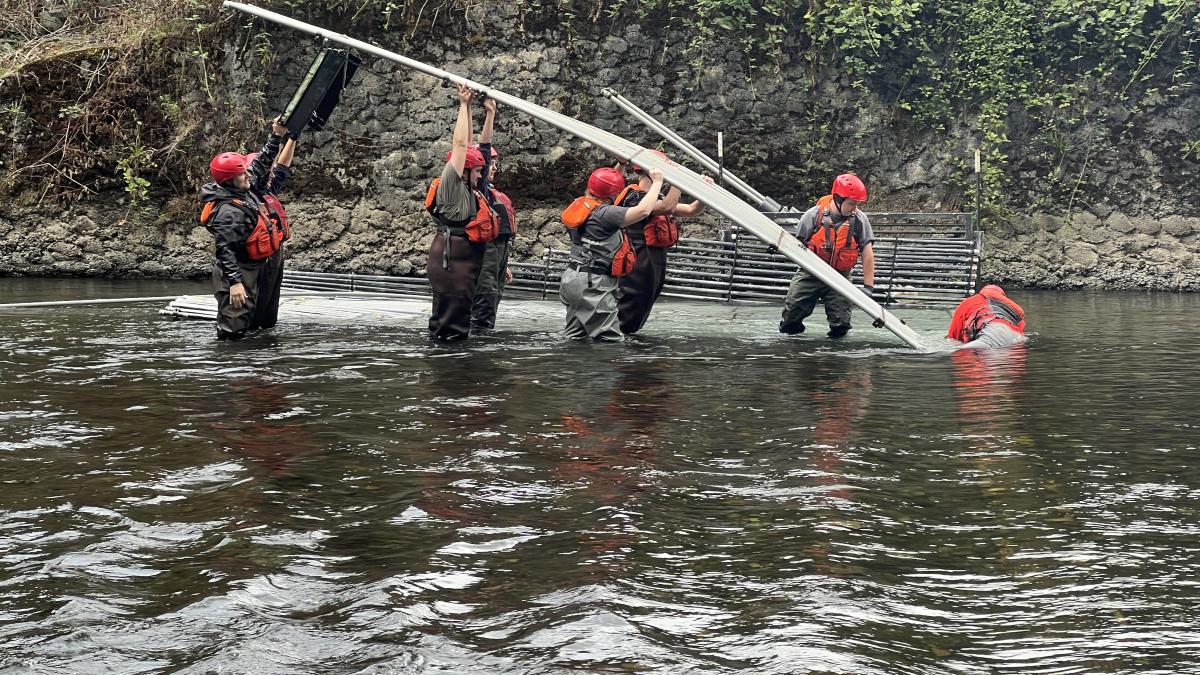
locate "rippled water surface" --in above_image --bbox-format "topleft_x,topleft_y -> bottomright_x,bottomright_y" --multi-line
2,278 -> 1198,674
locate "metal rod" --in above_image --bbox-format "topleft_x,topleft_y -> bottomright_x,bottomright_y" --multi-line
222,1 -> 926,350
973,149 -> 981,240
0,295 -> 183,309
601,89 -> 781,211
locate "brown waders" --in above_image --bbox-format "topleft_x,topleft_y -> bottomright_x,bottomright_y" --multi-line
427,229 -> 485,342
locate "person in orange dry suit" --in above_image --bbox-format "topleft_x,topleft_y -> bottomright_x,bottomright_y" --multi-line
946,284 -> 1027,349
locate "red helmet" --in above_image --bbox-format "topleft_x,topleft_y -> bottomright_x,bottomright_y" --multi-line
444,146 -> 487,169
979,284 -> 1006,298
209,152 -> 248,183
244,152 -> 258,165
587,167 -> 625,200
631,149 -> 668,174
831,173 -> 868,202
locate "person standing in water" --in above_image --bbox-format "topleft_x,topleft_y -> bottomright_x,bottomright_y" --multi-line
560,165 -> 664,341
779,173 -> 877,339
424,84 -> 502,342
616,151 -> 680,335
470,96 -> 517,333
245,126 -> 300,331
200,119 -> 290,340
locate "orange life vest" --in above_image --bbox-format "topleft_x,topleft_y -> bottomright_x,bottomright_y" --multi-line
614,185 -> 680,248
643,213 -> 680,248
199,194 -> 288,261
806,195 -> 861,273
561,196 -> 636,277
424,177 -> 501,243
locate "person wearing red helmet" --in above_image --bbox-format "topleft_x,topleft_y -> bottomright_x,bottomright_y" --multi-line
560,164 -> 665,340
614,150 -> 680,335
199,118 -> 289,340
245,128 -> 300,332
424,84 -> 503,341
946,284 -> 1027,348
470,96 -> 518,333
779,173 -> 878,339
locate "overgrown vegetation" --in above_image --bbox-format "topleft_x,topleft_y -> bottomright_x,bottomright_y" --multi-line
0,0 -> 1196,218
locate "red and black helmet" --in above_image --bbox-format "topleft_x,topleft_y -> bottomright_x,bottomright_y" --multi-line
209,152 -> 248,183
587,167 -> 625,200
831,173 -> 868,202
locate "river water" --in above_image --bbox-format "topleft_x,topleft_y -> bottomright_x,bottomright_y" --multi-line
1,278 -> 1198,674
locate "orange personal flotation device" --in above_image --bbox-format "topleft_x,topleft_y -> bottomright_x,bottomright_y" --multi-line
806,194 -> 862,273
199,194 -> 288,261
614,185 -> 680,248
561,195 -> 636,277
424,177 -> 501,244
643,213 -> 680,248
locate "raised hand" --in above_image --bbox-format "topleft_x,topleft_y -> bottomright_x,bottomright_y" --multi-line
456,83 -> 473,105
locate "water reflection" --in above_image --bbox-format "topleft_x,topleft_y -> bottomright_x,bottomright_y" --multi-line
1,285 -> 1199,673
210,378 -> 317,477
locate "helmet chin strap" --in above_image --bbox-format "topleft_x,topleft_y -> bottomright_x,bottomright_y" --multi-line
829,194 -> 849,222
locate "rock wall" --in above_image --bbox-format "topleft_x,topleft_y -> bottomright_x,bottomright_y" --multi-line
1,3 -> 1198,290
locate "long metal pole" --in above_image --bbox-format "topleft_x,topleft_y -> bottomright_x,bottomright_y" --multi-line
222,1 -> 926,350
0,289 -> 423,309
0,296 -> 183,309
601,89 -> 782,212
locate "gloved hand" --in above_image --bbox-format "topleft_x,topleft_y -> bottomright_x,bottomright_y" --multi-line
861,283 -> 876,298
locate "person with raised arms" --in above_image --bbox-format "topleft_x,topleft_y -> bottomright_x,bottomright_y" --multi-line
245,126 -> 300,332
424,84 -> 503,342
199,118 -> 290,340
470,96 -> 517,333
615,151 -> 680,335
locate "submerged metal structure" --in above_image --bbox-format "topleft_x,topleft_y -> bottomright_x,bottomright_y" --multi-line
278,212 -> 980,310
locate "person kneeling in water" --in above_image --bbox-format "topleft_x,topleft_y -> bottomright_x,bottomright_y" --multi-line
560,165 -> 664,341
947,284 -> 1027,349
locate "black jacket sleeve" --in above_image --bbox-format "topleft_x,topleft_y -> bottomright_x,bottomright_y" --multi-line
265,165 -> 292,195
248,133 -> 284,193
210,203 -> 249,284
477,142 -> 495,199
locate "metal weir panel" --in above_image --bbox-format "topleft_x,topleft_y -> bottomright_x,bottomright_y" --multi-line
279,212 -> 980,308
